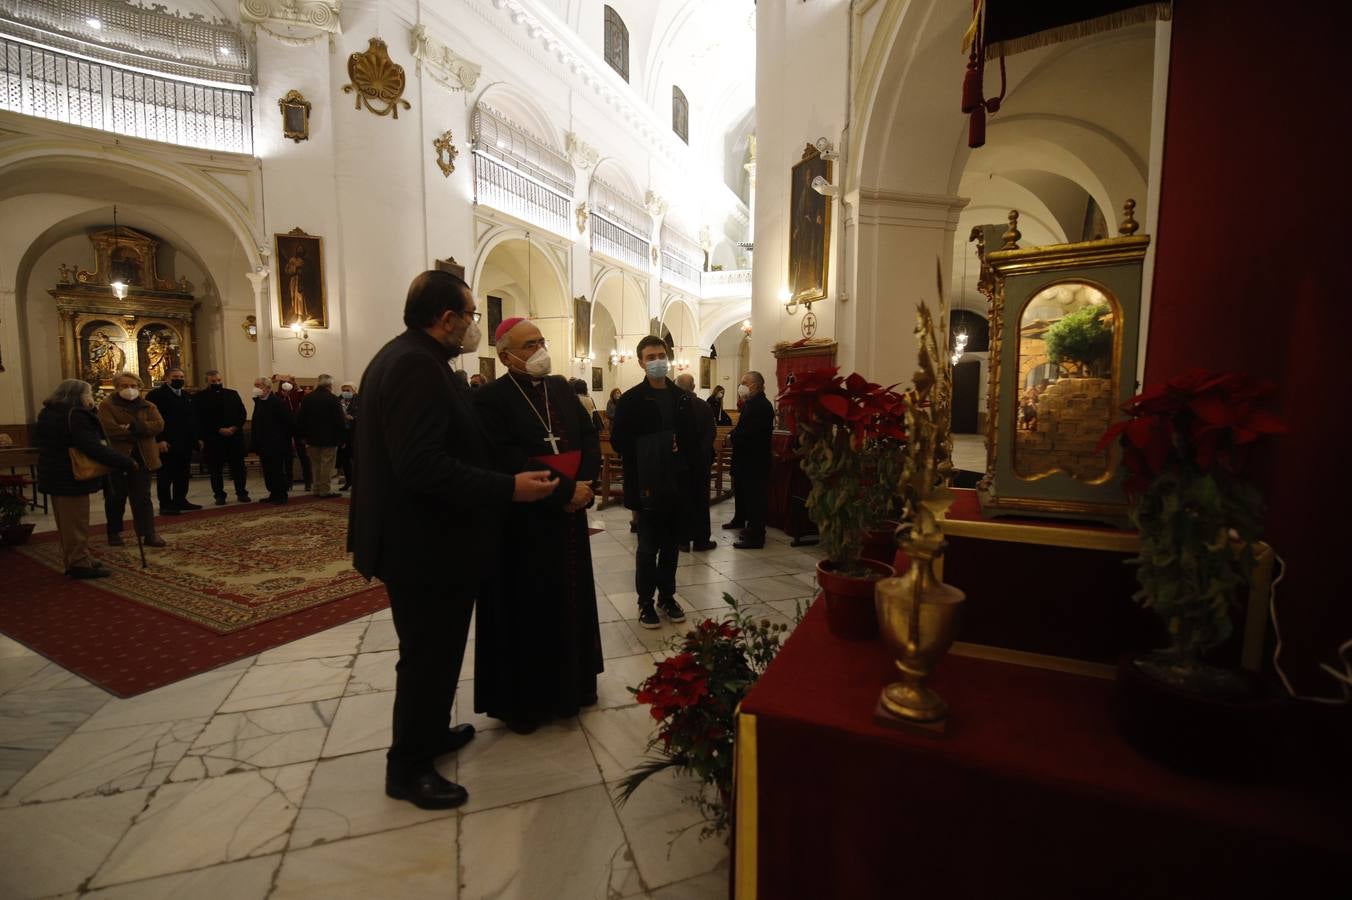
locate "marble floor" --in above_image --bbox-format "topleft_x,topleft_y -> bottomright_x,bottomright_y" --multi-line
0,473 -> 825,899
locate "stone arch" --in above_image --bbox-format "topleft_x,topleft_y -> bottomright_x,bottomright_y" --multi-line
472,81 -> 565,150
470,226 -> 571,321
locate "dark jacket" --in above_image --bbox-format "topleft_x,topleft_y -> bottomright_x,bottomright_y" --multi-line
609,378 -> 700,511
690,390 -> 716,468
250,393 -> 293,456
297,386 -> 346,448
347,328 -> 515,587
731,391 -> 775,469
709,394 -> 732,426
196,385 -> 248,441
35,403 -> 135,496
146,384 -> 197,450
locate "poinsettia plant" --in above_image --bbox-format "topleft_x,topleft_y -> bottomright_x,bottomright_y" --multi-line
618,593 -> 796,839
778,368 -> 907,572
1098,369 -> 1285,676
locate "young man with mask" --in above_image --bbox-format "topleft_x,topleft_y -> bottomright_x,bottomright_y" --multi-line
337,382 -> 358,490
147,366 -> 202,515
728,371 -> 775,549
472,317 -> 603,733
250,377 -> 293,504
348,271 -> 557,810
609,336 -> 696,628
197,370 -> 251,505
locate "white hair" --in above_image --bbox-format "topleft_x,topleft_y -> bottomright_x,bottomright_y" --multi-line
316,374 -> 334,388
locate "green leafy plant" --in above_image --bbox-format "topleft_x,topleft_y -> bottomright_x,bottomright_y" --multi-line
0,475 -> 28,528
1045,303 -> 1112,376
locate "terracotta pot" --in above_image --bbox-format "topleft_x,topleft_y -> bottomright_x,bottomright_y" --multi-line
817,558 -> 895,640
0,522 -> 35,546
860,521 -> 900,566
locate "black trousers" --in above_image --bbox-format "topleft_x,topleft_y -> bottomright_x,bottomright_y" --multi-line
156,447 -> 192,508
206,435 -> 249,499
682,463 -> 712,543
337,441 -> 354,486
635,506 -> 681,603
258,451 -> 289,500
738,458 -> 770,535
384,578 -> 474,776
104,466 -> 155,538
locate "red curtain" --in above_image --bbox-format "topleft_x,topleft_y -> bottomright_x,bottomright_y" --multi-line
1145,0 -> 1351,692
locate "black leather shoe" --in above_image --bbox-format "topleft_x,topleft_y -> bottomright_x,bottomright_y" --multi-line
159,506 -> 182,516
67,566 -> 111,580
677,542 -> 691,553
178,501 -> 203,511
433,724 -> 476,756
722,520 -> 745,530
505,718 -> 539,735
691,540 -> 718,551
106,533 -> 125,546
214,496 -> 227,506
385,771 -> 468,810
237,494 -> 253,503
734,534 -> 766,550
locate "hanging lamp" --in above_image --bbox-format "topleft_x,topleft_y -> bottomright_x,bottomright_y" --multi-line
109,206 -> 128,300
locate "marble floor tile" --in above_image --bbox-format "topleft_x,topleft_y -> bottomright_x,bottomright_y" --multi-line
0,654 -> 48,696
92,763 -> 313,888
595,594 -> 626,624
622,619 -> 687,654
217,656 -> 351,714
0,789 -> 148,899
3,661 -> 95,694
737,575 -> 818,603
646,865 -> 732,900
600,621 -> 648,659
170,699 -> 337,782
453,718 -> 602,814
580,704 -> 658,783
0,635 -> 38,659
4,716 -> 206,806
707,556 -> 805,581
596,569 -> 639,596
346,649 -> 397,694
78,666 -> 244,733
460,784 -> 640,900
767,597 -> 811,623
0,680 -> 113,795
673,580 -> 756,612
673,564 -> 723,587
369,606 -> 393,622
611,770 -> 729,892
80,854 -> 281,900
289,749 -> 454,850
451,680 -> 505,735
255,619 -> 368,666
589,539 -> 633,560
321,690 -> 393,758
272,817 -> 458,900
361,619 -> 399,653
594,653 -> 658,710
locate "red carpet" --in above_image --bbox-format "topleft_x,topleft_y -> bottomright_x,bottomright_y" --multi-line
0,497 -> 387,697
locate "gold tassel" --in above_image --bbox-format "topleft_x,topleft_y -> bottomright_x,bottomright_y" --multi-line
961,0 -> 985,54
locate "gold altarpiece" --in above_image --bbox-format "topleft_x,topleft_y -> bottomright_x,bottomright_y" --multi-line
49,227 -> 199,391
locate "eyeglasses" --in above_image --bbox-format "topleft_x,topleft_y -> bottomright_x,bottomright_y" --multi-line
519,338 -> 547,351
463,310 -> 482,324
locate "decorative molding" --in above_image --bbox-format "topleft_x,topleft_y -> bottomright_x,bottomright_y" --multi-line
644,190 -> 668,218
576,201 -> 590,235
432,129 -> 458,177
343,38 -> 412,119
565,131 -> 599,170
410,24 -> 482,93
852,190 -> 970,231
239,0 -> 342,37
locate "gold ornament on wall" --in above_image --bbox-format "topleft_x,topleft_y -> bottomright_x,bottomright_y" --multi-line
343,38 -> 412,119
433,129 -> 458,176
242,315 -> 258,342
278,90 -> 311,142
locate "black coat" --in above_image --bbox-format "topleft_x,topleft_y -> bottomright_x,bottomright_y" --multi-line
146,385 -> 197,449
731,391 -> 775,473
196,385 -> 247,441
690,390 -> 716,468
609,378 -> 700,511
297,387 -> 346,448
35,403 -> 135,496
347,328 -> 515,587
250,393 -> 293,456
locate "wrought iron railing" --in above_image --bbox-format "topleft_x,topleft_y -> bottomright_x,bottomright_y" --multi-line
660,222 -> 703,295
701,268 -> 753,299
471,149 -> 572,236
591,212 -> 650,271
0,36 -> 253,153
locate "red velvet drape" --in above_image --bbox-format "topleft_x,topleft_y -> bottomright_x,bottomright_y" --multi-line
1145,1 -> 1351,692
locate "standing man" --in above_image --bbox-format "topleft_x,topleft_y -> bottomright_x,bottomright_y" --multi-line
474,317 -> 603,733
275,374 -> 312,492
609,336 -> 695,629
297,374 -> 345,498
250,377 -> 293,505
197,370 -> 251,505
674,373 -> 717,553
147,366 -> 201,515
348,270 -> 556,810
337,381 -> 358,490
729,371 -> 775,549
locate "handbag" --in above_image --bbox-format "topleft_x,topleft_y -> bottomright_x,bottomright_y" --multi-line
66,409 -> 113,481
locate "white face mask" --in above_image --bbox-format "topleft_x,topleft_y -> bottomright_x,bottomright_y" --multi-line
737,384 -> 750,399
645,359 -> 670,381
459,319 -> 482,354
521,347 -> 551,377
341,390 -> 353,400
281,382 -> 294,392
251,387 -> 265,399
118,387 -> 139,401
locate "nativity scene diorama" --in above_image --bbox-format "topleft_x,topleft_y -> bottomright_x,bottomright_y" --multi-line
50,226 -> 199,393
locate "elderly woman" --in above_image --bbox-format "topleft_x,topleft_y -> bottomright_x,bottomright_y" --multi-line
35,379 -> 136,578
98,372 -> 168,547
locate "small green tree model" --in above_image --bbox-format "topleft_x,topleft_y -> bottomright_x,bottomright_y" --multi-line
1045,303 -> 1113,376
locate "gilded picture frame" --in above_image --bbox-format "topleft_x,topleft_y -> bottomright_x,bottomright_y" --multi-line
700,356 -> 712,390
573,296 -> 591,360
278,90 -> 311,143
789,143 -> 831,304
591,366 -> 603,391
273,228 -> 328,328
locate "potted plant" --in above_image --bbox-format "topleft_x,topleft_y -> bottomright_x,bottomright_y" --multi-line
0,475 -> 35,546
859,437 -> 906,567
779,369 -> 906,638
1098,368 -> 1286,773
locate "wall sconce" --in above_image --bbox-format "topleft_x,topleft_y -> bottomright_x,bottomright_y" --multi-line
288,320 -> 310,341
574,351 -> 597,364
673,358 -> 691,373
814,137 -> 839,161
740,318 -> 752,336
782,287 -> 815,316
609,348 -> 631,368
810,175 -> 838,197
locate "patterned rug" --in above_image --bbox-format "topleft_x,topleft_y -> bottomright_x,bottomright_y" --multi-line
0,498 -> 388,697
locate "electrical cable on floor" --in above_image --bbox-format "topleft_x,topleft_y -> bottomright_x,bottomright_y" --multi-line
1268,549 -> 1351,704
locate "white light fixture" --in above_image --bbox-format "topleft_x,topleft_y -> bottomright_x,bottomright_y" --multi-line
85,17 -> 102,30
109,205 -> 128,300
810,175 -> 838,197
740,318 -> 752,335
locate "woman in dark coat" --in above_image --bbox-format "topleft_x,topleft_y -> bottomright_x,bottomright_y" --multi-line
709,384 -> 732,425
35,379 -> 136,578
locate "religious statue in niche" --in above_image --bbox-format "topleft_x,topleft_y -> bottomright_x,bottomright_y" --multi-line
83,325 -> 126,386
278,90 -> 311,143
273,228 -> 327,328
138,325 -> 181,387
789,143 -> 831,304
343,37 -> 412,119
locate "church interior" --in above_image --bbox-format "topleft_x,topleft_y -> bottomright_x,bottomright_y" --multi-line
0,1 -> 1347,898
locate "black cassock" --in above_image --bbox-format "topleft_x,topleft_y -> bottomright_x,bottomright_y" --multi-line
473,372 -> 604,725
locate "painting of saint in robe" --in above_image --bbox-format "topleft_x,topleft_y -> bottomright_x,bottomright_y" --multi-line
273,230 -> 328,328
83,326 -> 126,386
139,326 -> 181,386
789,145 -> 831,304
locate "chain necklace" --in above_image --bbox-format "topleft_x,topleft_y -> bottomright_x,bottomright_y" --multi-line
508,371 -> 560,453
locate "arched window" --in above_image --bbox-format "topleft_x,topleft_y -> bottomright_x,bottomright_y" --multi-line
604,6 -> 629,82
672,86 -> 689,143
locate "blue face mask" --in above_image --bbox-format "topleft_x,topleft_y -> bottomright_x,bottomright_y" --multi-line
645,359 -> 670,380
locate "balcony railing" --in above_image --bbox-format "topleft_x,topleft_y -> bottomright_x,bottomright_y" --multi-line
591,212 -> 650,271
701,268 -> 752,299
660,252 -> 701,295
0,35 -> 253,153
472,149 -> 572,236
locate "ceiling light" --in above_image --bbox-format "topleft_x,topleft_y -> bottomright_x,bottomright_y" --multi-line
219,47 -> 232,56
85,17 -> 102,29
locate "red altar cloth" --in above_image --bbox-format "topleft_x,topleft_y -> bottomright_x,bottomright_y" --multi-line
736,602 -> 1350,900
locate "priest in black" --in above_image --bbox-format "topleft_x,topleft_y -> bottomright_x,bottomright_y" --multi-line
146,367 -> 200,514
473,316 -> 603,734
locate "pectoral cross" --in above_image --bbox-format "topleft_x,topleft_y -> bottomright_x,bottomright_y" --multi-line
545,432 -> 560,453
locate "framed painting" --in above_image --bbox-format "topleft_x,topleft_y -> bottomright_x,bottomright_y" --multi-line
573,296 -> 591,360
273,228 -> 327,328
479,356 -> 496,383
278,90 -> 311,143
435,257 -> 466,281
487,295 -> 503,347
591,366 -> 603,391
700,356 -> 712,390
788,143 -> 832,304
